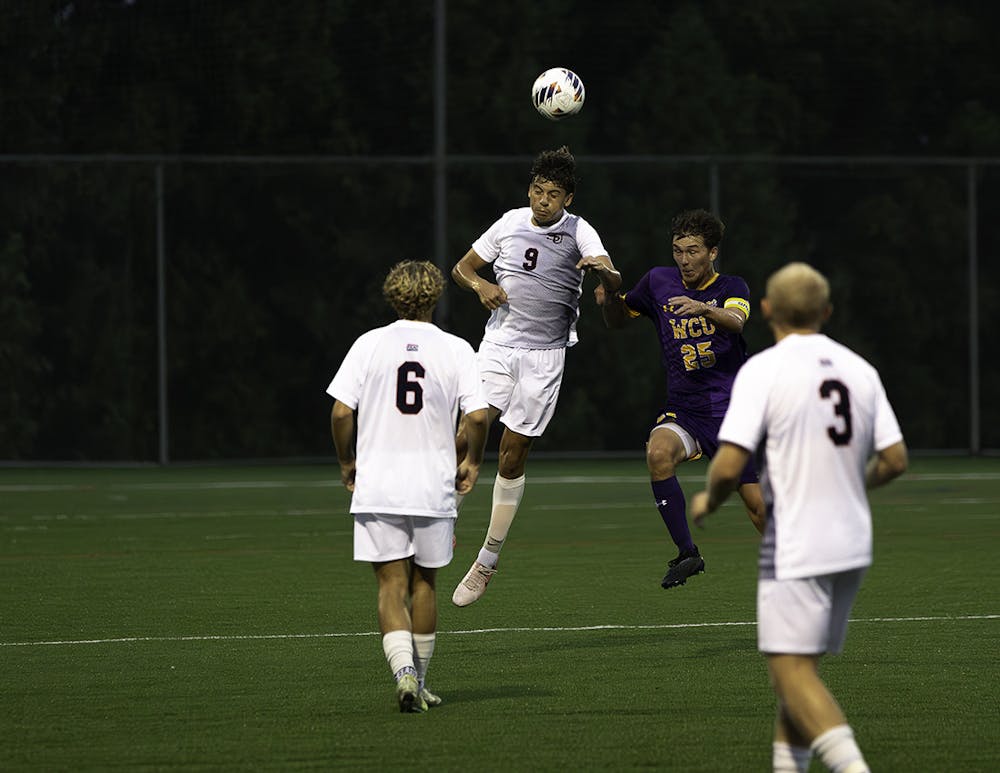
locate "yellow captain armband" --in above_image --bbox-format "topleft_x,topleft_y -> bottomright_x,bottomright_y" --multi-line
724,297 -> 751,318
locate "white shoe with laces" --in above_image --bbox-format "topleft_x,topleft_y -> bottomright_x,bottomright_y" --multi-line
396,673 -> 426,713
451,561 -> 497,607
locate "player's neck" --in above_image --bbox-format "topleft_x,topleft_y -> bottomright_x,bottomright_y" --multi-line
684,270 -> 719,290
532,209 -> 564,228
772,325 -> 822,342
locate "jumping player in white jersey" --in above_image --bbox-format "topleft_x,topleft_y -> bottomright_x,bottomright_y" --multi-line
450,146 -> 621,606
689,262 -> 908,773
327,260 -> 489,713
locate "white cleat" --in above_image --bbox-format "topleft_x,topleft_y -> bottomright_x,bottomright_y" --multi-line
452,561 -> 497,607
420,687 -> 442,707
396,673 -> 426,713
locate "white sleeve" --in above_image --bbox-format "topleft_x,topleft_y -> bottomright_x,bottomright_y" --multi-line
325,335 -> 370,409
575,217 -> 608,259
872,377 -> 904,451
717,357 -> 769,453
470,213 -> 510,264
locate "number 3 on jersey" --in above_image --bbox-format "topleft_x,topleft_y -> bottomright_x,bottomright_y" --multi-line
820,379 -> 852,445
396,362 -> 424,414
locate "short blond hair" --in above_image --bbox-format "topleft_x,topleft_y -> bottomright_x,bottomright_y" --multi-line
765,262 -> 831,328
382,260 -> 445,319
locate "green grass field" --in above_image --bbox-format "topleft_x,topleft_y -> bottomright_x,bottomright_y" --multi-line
2,457 -> 998,771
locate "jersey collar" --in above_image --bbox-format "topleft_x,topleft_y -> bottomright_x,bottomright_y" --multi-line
687,271 -> 720,291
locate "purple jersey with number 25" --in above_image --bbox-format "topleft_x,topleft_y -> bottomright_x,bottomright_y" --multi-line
623,266 -> 751,418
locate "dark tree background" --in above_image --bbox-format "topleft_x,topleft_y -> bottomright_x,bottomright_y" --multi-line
1,0 -> 998,460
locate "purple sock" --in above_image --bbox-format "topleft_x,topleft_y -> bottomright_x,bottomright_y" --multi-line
651,477 -> 695,552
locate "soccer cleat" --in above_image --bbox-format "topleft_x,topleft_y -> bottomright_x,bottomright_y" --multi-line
420,687 -> 442,707
396,673 -> 426,713
452,561 -> 497,607
661,546 -> 706,589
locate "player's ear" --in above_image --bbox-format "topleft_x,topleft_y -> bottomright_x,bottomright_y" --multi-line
760,297 -> 772,320
564,191 -> 574,208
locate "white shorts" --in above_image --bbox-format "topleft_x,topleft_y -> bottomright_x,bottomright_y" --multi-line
757,568 -> 866,655
651,421 -> 701,460
477,340 -> 566,437
352,513 -> 455,568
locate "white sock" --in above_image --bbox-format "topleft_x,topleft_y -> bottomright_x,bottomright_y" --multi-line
477,474 -> 525,568
381,630 -> 415,681
811,725 -> 869,773
773,741 -> 811,773
412,632 -> 436,690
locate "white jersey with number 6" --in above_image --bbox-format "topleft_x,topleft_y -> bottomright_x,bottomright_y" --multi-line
472,207 -> 608,349
327,319 -> 488,518
718,333 -> 903,580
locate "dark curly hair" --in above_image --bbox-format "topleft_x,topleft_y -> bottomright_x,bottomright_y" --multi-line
382,260 -> 445,320
529,145 -> 576,194
671,209 -> 725,251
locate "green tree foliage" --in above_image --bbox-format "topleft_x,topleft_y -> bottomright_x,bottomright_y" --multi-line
0,234 -> 46,456
1,0 -> 998,458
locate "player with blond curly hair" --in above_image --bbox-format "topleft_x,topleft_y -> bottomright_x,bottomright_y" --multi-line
327,260 -> 490,712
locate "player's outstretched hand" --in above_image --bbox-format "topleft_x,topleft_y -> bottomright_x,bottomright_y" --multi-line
576,255 -> 606,273
577,256 -> 622,292
690,490 -> 712,528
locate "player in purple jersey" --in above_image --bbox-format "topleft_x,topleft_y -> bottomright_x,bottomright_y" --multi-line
598,209 -> 766,589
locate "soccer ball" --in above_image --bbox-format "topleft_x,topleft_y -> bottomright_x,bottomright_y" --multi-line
531,68 -> 585,121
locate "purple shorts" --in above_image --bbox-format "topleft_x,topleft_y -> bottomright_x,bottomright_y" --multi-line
653,408 -> 759,485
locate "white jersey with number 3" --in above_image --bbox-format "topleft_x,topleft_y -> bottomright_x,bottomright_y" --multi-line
718,333 -> 903,580
327,320 -> 488,518
472,207 -> 608,349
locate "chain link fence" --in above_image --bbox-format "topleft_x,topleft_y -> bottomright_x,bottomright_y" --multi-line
1,154 -> 997,462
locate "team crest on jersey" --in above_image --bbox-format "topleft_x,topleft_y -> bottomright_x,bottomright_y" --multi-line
406,343 -> 419,351
544,233 -> 565,244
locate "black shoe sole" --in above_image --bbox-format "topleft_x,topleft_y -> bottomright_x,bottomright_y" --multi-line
660,557 -> 706,589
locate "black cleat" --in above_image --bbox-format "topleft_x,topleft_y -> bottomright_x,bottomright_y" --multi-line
661,546 -> 705,589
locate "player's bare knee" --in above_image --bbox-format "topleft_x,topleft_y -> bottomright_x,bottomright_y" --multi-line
646,443 -> 678,479
498,434 -> 532,478
497,452 -> 526,479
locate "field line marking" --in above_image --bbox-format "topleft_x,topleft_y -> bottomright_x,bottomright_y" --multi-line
3,614 -> 996,648
2,470 -> 998,494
